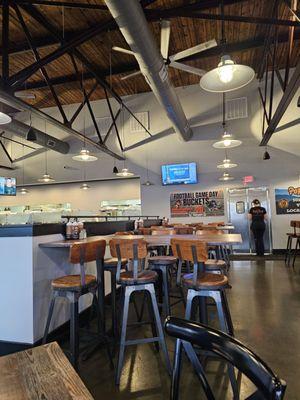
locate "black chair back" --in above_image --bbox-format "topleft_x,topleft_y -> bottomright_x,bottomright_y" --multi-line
165,317 -> 286,400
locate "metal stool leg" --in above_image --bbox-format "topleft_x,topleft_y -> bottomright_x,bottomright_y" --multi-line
285,236 -> 292,266
70,295 -> 79,370
185,289 -> 195,320
116,286 -> 131,385
292,238 -> 300,269
148,285 -> 172,374
146,290 -> 159,352
161,265 -> 171,316
221,290 -> 234,336
110,269 -> 118,339
42,293 -> 56,344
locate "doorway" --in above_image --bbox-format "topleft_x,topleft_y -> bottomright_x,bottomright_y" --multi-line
227,187 -> 272,254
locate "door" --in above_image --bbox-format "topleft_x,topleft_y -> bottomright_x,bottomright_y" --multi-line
227,187 -> 272,254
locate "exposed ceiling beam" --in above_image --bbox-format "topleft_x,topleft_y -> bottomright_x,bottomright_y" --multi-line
13,0 -> 109,10
0,90 -> 125,160
1,0 -> 246,57
260,58 -> 300,146
145,8 -> 299,27
22,30 -> 300,91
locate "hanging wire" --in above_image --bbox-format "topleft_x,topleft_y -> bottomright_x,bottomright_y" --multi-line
222,92 -> 226,131
220,0 -> 226,53
44,120 -> 48,174
22,144 -> 25,185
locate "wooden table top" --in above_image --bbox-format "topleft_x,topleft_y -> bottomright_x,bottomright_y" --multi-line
40,233 -> 242,249
0,342 -> 93,400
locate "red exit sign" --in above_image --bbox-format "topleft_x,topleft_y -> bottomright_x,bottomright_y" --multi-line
243,175 -> 254,185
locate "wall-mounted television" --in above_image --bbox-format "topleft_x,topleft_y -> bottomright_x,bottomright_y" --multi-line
0,177 -> 16,196
161,163 -> 197,185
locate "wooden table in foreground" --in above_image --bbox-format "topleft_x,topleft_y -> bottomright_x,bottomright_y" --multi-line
40,233 -> 242,248
0,342 -> 93,400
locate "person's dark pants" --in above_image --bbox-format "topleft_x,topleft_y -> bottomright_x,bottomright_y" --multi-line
251,224 -> 265,256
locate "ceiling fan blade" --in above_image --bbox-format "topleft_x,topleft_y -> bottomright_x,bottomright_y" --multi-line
120,70 -> 142,81
14,91 -> 36,99
170,39 -> 217,62
112,46 -> 135,56
169,61 -> 206,77
160,20 -> 171,60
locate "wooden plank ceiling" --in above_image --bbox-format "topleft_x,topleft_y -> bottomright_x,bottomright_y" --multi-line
0,0 -> 299,108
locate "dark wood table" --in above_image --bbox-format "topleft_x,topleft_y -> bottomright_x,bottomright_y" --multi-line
39,233 -> 242,249
0,342 -> 93,399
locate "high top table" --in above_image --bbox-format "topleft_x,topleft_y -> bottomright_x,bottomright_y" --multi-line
39,233 -> 242,248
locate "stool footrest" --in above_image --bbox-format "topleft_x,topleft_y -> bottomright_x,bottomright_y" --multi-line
125,337 -> 160,346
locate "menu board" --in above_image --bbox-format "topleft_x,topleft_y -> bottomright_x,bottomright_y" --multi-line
275,187 -> 300,214
0,177 -> 16,196
170,190 -> 224,218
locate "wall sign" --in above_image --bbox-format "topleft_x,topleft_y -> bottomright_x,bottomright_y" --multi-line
170,190 -> 224,218
275,187 -> 300,214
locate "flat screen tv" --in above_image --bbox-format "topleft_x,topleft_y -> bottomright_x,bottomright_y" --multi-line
0,177 -> 16,196
161,163 -> 197,185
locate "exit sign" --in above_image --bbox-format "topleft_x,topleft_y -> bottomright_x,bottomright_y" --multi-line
243,176 -> 254,185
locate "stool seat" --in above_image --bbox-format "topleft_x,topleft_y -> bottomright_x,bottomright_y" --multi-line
52,274 -> 96,290
104,257 -> 127,268
205,259 -> 227,270
119,270 -> 157,285
148,256 -> 177,265
182,272 -> 228,290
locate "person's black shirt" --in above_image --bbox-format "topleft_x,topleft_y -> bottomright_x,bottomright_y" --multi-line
249,206 -> 266,224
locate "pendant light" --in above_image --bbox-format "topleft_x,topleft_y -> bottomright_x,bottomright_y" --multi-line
113,157 -> 119,174
200,1 -> 254,93
38,122 -> 55,183
80,164 -> 90,190
0,111 -> 12,125
72,65 -> 97,162
19,144 -> 29,194
219,171 -> 234,181
213,93 -> 242,149
141,146 -> 154,186
217,149 -> 237,169
116,106 -> 134,177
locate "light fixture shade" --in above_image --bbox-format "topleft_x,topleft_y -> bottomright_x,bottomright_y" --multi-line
0,111 -> 12,125
142,180 -> 154,186
116,168 -> 134,177
72,148 -> 98,162
80,183 -> 90,190
113,166 -> 119,174
219,172 -> 234,181
200,55 -> 255,93
19,187 -> 29,194
217,158 -> 238,169
37,174 -> 55,183
213,132 -> 242,149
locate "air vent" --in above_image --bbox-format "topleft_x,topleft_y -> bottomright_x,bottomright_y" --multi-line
226,97 -> 248,120
130,111 -> 149,133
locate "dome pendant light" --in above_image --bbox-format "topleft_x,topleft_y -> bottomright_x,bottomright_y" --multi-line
141,149 -> 154,186
73,148 -> 97,162
116,168 -> 134,177
19,144 -> 29,194
219,171 -> 234,181
213,93 -> 242,149
116,107 -> 134,178
0,111 -> 12,125
20,187 -> 29,195
200,3 -> 254,93
80,164 -> 90,190
38,122 -> 55,183
217,158 -> 237,169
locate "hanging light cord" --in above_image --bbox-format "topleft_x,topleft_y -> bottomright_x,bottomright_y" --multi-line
222,92 -> 226,131
220,0 -> 226,51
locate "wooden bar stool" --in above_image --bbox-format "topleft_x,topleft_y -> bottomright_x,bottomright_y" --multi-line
43,240 -> 111,370
175,226 -> 194,235
110,238 -> 172,385
285,221 -> 299,267
171,238 -> 233,335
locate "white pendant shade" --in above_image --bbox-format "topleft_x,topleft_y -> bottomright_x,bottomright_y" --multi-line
72,148 -> 98,162
219,172 -> 234,181
200,55 -> 255,93
213,132 -> 242,149
116,168 -> 134,177
19,187 -> 29,194
80,183 -> 90,190
0,111 -> 12,125
37,174 -> 55,183
142,180 -> 154,186
217,158 -> 238,169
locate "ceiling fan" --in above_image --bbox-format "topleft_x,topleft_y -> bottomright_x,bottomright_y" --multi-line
113,20 -> 217,81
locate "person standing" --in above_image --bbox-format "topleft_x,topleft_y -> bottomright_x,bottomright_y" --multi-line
248,199 -> 267,256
